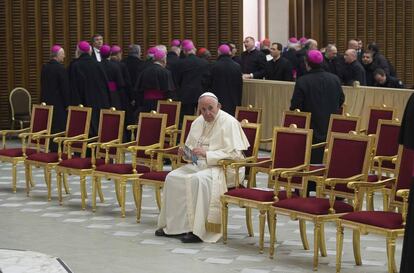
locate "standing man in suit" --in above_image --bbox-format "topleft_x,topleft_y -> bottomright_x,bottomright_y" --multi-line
91,33 -> 104,62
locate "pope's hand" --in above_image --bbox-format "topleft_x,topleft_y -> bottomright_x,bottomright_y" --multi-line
192,147 -> 206,157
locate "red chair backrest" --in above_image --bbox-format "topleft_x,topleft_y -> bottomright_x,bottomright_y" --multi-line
331,118 -> 358,134
367,108 -> 394,135
158,101 -> 180,128
375,121 -> 400,157
136,113 -> 167,159
394,146 -> 414,196
241,123 -> 261,158
29,105 -> 53,148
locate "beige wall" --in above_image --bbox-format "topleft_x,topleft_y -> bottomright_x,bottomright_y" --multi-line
267,0 -> 290,46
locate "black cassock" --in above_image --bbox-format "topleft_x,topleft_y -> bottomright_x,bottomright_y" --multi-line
399,93 -> 414,273
40,59 -> 70,133
99,59 -> 125,110
68,53 -> 110,136
209,55 -> 242,116
134,63 -> 175,114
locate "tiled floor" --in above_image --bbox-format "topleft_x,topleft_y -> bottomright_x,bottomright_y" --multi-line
0,144 -> 403,273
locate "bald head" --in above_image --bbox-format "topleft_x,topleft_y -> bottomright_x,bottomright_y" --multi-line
344,49 -> 357,64
348,39 -> 358,50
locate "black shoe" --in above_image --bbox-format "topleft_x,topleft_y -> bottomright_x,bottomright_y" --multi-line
180,232 -> 202,243
155,228 -> 167,237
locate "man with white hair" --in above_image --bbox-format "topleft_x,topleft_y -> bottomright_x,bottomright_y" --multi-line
40,45 -> 70,151
342,49 -> 366,86
156,92 -> 250,243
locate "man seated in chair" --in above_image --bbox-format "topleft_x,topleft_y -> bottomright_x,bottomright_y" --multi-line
156,92 -> 250,243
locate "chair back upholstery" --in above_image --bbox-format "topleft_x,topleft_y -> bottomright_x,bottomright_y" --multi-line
235,105 -> 262,123
135,112 -> 167,167
374,119 -> 400,158
390,146 -> 414,206
325,132 -> 372,194
241,121 -> 261,159
366,105 -> 396,135
282,110 -> 311,129
28,104 -> 54,151
9,87 -> 31,128
97,108 -> 125,158
271,125 -> 312,169
157,99 -> 181,128
326,114 -> 360,144
180,115 -> 197,145
65,106 -> 92,154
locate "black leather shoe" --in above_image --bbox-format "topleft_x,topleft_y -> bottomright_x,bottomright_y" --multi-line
180,232 -> 202,243
155,228 -> 167,237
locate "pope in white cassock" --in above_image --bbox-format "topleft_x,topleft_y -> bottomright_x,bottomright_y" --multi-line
156,92 -> 250,243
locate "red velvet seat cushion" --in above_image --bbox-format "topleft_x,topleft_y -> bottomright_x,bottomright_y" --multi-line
340,211 -> 403,229
224,188 -> 298,202
140,171 -> 169,181
0,148 -> 37,157
58,158 -> 106,169
95,163 -> 150,174
27,152 -> 69,163
273,197 -> 354,215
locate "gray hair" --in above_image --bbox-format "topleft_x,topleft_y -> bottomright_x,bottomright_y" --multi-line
128,44 -> 141,58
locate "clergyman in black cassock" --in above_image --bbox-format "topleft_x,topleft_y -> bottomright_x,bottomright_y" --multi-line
399,93 -> 414,273
40,45 -> 70,151
68,41 -> 111,136
209,44 -> 242,116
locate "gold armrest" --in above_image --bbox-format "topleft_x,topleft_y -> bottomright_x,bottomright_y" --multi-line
324,174 -> 365,187
88,139 -> 119,149
54,134 -> 87,143
359,128 -> 367,133
18,130 -> 48,139
127,143 -> 161,154
230,159 -> 272,168
64,136 -> 98,145
102,140 -> 136,149
260,138 -> 272,143
149,145 -> 180,155
272,164 -> 308,177
373,155 -> 398,163
397,189 -> 410,199
1,128 -> 30,136
32,131 -> 65,140
280,167 -> 327,178
312,142 -> 327,149
348,177 -> 395,190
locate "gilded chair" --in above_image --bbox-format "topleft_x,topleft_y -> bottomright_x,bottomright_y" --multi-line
0,104 -> 53,192
268,132 -> 373,270
91,112 -> 167,217
282,109 -> 311,129
133,115 -> 200,223
361,105 -> 396,135
24,105 -> 92,201
9,87 -> 31,130
235,105 -> 262,123
336,145 -> 412,273
221,125 -> 312,254
55,108 -> 125,209
367,119 -> 401,210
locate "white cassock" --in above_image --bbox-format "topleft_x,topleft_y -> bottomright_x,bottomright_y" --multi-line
157,110 -> 250,242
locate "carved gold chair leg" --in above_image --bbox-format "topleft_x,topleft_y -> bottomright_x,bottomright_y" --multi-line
352,229 -> 362,265
313,221 -> 321,271
115,180 -> 122,207
12,163 -> 17,193
120,180 -> 127,218
134,181 -> 142,223
25,163 -> 31,196
299,219 -> 310,250
258,209 -> 266,254
221,200 -> 229,244
80,175 -> 87,210
155,186 -> 162,210
245,207 -> 254,237
383,189 -> 390,211
45,167 -> 52,201
268,209 -> 276,259
92,176 -> 97,212
56,171 -> 63,205
319,223 -> 327,257
366,191 -> 374,211
336,222 -> 344,273
63,173 -> 70,194
386,235 -> 397,273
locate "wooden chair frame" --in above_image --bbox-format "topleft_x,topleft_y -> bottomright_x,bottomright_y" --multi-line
235,105 -> 262,123
268,132 -> 373,270
361,105 -> 397,135
9,87 -> 31,130
0,103 -> 53,192
55,108 -> 125,209
281,109 -> 311,129
24,105 -> 92,201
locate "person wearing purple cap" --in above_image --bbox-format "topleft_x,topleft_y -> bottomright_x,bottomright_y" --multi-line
208,44 -> 242,115
290,49 -> 344,195
40,45 -> 70,151
133,48 -> 175,113
167,40 -> 181,70
68,40 -> 111,136
172,39 -> 210,121
91,33 -> 104,62
241,36 -> 266,79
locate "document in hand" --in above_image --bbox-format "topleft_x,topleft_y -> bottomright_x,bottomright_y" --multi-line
183,145 -> 198,165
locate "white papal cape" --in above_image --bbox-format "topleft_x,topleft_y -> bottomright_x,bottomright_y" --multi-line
157,110 -> 250,242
